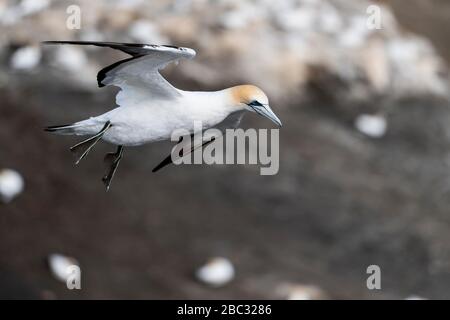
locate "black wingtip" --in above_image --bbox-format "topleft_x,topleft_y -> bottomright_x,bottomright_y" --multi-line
42,40 -> 90,45
41,40 -> 71,45
152,154 -> 174,173
96,56 -> 137,88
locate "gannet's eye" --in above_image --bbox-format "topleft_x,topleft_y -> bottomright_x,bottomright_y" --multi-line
247,100 -> 264,107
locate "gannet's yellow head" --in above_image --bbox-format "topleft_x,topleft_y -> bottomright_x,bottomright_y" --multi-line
229,85 -> 282,126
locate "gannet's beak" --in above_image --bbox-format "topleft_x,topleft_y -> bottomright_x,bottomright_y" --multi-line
248,102 -> 282,127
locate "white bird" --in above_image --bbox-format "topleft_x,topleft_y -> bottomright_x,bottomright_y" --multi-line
43,41 -> 282,189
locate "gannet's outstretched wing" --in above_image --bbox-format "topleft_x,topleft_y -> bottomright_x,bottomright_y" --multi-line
42,41 -> 196,104
152,111 -> 246,173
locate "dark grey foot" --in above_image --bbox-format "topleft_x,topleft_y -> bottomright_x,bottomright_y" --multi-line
70,121 -> 111,165
102,145 -> 124,191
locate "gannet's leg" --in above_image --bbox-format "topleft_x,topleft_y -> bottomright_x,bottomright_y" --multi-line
70,121 -> 111,165
102,145 -> 124,191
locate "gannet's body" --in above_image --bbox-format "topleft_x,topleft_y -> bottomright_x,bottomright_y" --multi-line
43,41 -> 282,189
74,89 -> 236,146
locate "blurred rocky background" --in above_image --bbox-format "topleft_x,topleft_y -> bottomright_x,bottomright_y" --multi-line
1,0 -> 450,299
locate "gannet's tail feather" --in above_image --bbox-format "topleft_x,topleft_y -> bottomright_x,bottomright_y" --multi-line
44,123 -> 82,135
44,118 -> 103,136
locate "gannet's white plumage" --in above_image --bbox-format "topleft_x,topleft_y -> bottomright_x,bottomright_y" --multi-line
75,88 -> 242,146
43,41 -> 282,189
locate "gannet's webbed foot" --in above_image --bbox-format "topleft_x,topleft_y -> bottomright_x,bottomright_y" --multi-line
70,121 -> 111,165
102,145 -> 124,191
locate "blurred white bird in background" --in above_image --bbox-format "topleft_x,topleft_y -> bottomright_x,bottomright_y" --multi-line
43,41 -> 282,190
0,169 -> 24,203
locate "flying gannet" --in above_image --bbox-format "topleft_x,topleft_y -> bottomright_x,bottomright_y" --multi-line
43,41 -> 282,190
